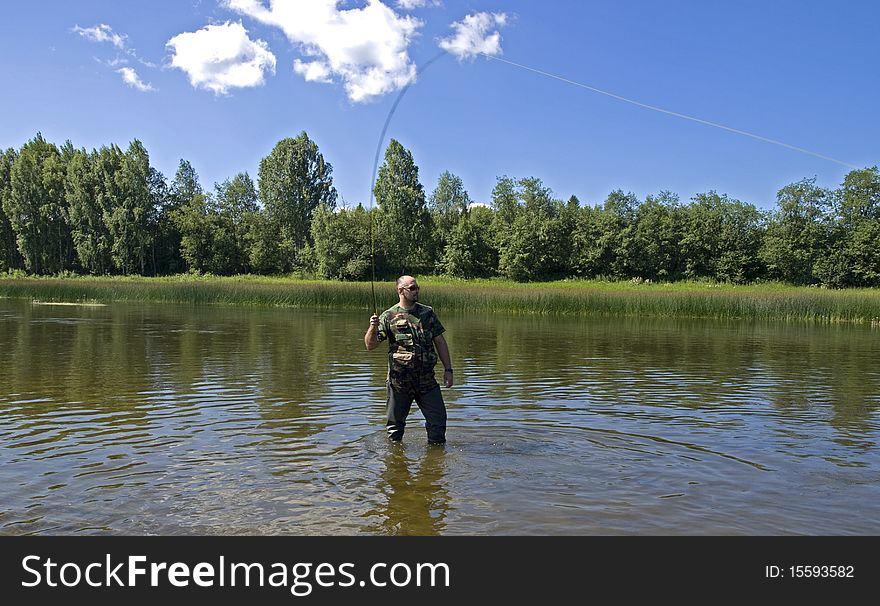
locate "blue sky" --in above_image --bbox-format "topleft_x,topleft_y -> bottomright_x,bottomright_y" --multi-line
2,1 -> 878,210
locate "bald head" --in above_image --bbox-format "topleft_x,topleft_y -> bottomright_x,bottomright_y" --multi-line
396,275 -> 420,307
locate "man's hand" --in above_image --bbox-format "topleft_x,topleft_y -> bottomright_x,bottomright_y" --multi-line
433,334 -> 453,387
443,369 -> 454,388
365,315 -> 381,350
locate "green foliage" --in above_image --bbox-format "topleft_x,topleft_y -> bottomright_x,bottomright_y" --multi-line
145,166 -> 172,276
760,178 -> 829,285
491,177 -> 573,281
65,148 -> 113,274
839,166 -> 880,222
168,172 -> 257,276
258,132 -> 337,273
573,190 -> 638,279
3,275 -> 880,326
214,173 -> 259,275
0,147 -> 22,271
373,139 -> 431,274
626,192 -> 686,281
681,191 -> 765,283
173,192 -> 211,273
490,176 -> 519,227
847,219 -> 880,285
311,203 -> 374,280
216,172 -> 258,224
429,171 -> 470,262
6,133 -> 72,274
105,140 -> 154,275
1,132 -> 879,292
247,211 -> 284,275
170,159 -> 203,209
836,167 -> 880,287
438,205 -> 498,279
155,159 -> 202,274
89,144 -> 127,274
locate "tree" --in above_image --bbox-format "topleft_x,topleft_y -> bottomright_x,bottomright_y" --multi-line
65,148 -> 113,274
0,147 -> 22,271
172,191 -> 241,275
373,139 -> 431,275
172,192 -> 213,272
245,209 -> 284,275
216,172 -> 258,224
88,144 -> 126,274
496,177 -> 571,281
54,140 -> 77,271
836,167 -> 880,286
489,176 -> 519,253
106,140 -> 154,275
170,159 -> 203,208
627,191 -> 686,281
311,203 -> 374,280
839,167 -> 880,222
214,172 -> 259,275
258,132 -> 337,273
6,133 -> 70,274
571,190 -> 638,279
760,178 -> 829,284
155,159 -> 202,274
145,166 -> 170,275
681,192 -> 765,283
439,205 -> 498,278
845,220 -> 880,286
428,171 -> 470,265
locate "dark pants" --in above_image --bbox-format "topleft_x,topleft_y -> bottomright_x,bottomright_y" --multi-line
386,382 -> 447,444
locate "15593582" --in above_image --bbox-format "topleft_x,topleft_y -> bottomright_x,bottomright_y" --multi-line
789,565 -> 854,579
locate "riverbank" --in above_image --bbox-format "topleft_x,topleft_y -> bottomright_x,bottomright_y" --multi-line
1,274 -> 879,325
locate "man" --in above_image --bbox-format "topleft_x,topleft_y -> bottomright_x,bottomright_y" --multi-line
364,276 -> 453,445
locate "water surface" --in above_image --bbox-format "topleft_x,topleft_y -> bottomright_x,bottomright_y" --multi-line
1,298 -> 878,535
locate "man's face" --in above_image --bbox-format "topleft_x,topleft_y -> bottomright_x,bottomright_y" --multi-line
399,281 -> 420,302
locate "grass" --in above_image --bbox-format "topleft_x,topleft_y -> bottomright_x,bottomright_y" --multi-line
1,273 -> 879,325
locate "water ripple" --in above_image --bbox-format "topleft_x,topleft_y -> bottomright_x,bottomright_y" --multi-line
2,302 -> 879,534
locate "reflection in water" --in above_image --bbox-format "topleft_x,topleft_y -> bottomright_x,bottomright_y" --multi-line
1,298 -> 879,535
367,444 -> 449,536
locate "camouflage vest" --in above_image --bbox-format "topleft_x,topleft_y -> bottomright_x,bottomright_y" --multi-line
377,302 -> 446,393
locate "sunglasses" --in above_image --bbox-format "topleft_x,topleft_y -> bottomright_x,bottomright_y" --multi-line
400,285 -> 420,292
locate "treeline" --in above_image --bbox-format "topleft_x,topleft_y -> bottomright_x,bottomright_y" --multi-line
1,132 -> 878,287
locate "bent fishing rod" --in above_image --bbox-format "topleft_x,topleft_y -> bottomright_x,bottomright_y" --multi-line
367,51 -> 448,316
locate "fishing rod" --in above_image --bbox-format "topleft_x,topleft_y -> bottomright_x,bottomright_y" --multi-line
365,46 -> 858,315
367,50 -> 448,315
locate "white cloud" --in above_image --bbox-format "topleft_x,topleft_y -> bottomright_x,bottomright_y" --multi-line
293,60 -> 333,83
117,67 -> 155,92
96,56 -> 129,69
74,23 -> 158,69
73,24 -> 127,49
438,12 -> 507,59
166,21 -> 277,95
223,0 -> 422,102
396,0 -> 439,9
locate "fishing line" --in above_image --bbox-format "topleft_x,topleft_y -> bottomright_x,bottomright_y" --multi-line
367,50 -> 448,315
481,53 -> 859,170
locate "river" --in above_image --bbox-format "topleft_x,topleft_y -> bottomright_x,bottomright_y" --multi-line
1,298 -> 878,534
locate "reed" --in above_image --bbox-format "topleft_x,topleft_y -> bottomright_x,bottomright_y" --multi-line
2,275 -> 879,325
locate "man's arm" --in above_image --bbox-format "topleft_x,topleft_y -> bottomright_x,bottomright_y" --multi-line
433,334 -> 454,388
365,314 -> 381,351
